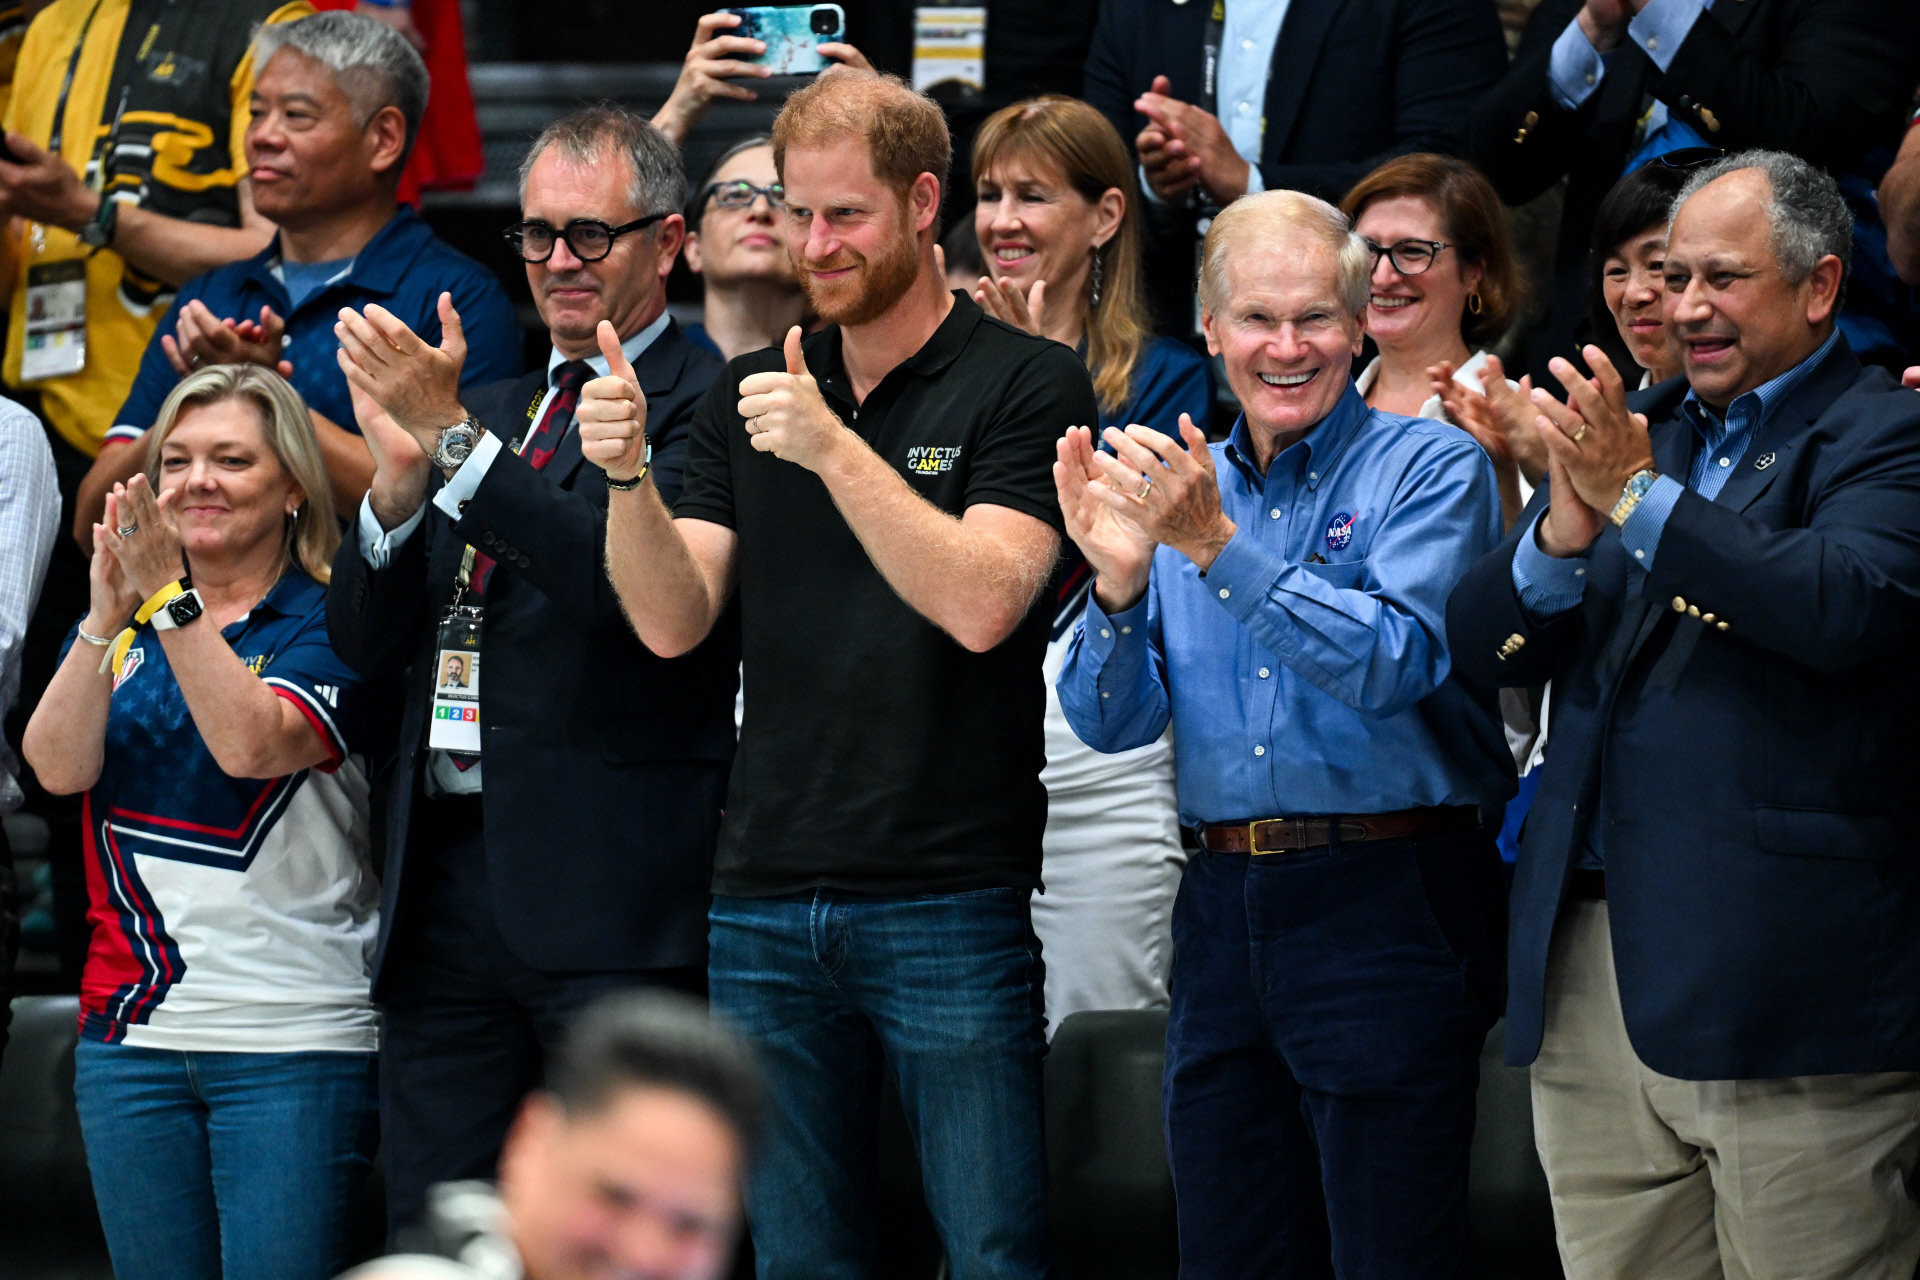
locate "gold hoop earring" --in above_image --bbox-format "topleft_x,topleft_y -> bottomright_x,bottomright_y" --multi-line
1467,291 -> 1484,316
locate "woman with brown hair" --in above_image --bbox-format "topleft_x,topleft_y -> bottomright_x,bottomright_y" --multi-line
966,95 -> 1210,1034
970,94 -> 1213,439
1342,153 -> 1534,526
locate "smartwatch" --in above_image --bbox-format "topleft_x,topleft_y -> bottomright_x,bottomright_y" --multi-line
78,195 -> 120,250
148,587 -> 204,631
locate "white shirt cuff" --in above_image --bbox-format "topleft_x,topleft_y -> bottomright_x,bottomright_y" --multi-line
1243,163 -> 1265,195
358,491 -> 426,570
430,430 -> 505,521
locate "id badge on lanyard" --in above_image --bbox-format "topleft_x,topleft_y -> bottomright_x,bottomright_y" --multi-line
428,567 -> 484,752
425,389 -> 545,753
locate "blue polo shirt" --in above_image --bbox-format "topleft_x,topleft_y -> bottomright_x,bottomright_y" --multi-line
58,573 -> 393,1052
106,206 -> 522,443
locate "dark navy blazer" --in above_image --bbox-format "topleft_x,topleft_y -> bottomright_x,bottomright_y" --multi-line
1447,340 -> 1920,1080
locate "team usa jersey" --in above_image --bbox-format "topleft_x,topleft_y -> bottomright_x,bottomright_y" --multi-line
67,572 -> 383,1052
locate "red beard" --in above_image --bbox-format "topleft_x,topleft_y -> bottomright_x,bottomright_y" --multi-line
798,216 -> 921,327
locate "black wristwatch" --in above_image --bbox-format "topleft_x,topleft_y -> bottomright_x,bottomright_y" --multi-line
78,195 -> 120,250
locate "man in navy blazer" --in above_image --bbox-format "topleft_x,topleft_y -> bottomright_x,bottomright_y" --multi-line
1447,150 -> 1920,1276
1082,0 -> 1507,327
325,106 -> 737,1238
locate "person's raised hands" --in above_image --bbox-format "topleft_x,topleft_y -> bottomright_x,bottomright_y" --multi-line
103,475 -> 186,600
1430,354 -> 1547,486
347,375 -> 433,530
1133,75 -> 1249,205
84,502 -> 141,635
736,326 -> 849,472
577,320 -> 652,483
163,301 -> 292,378
1529,345 -> 1652,556
816,41 -> 876,78
335,292 -> 468,450
973,274 -> 1048,338
1054,425 -> 1157,612
651,12 -> 772,146
1088,416 -> 1235,578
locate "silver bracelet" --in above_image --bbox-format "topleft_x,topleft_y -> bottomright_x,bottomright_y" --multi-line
76,625 -> 115,647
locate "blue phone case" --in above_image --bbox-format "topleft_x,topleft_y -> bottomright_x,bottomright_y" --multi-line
724,5 -> 846,75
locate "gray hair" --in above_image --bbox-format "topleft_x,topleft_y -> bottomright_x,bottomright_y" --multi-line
252,12 -> 429,164
1199,189 -> 1371,319
518,104 -> 686,222
1672,149 -> 1853,287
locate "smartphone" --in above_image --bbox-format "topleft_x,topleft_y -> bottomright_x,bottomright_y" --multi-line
723,5 -> 846,75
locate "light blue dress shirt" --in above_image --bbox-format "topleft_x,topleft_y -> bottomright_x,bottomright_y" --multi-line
1140,0 -> 1292,202
1057,385 -> 1512,825
1546,0 -> 1713,174
1511,328 -> 1840,614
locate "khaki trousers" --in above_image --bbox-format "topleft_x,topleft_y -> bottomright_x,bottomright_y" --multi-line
1531,900 -> 1920,1280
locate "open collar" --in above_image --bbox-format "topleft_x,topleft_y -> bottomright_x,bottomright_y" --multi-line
1223,382 -> 1370,492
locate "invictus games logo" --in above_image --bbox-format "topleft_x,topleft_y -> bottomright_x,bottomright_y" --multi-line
906,446 -> 962,475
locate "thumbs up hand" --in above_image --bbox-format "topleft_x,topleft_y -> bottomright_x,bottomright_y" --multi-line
736,326 -> 848,472
578,320 -> 651,482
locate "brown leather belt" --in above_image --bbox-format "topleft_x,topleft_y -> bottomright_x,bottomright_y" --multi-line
1568,868 -> 1607,900
1197,805 -> 1480,855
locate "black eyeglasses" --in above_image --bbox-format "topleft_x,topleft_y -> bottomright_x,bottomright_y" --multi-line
1363,238 -> 1453,276
1651,147 -> 1725,172
703,180 -> 785,211
503,213 -> 669,263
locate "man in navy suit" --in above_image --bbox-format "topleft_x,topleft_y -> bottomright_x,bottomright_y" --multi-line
1082,0 -> 1507,327
1448,150 -> 1920,1277
325,105 -> 737,1238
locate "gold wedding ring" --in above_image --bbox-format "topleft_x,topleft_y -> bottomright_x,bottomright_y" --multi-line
1572,424 -> 1589,443
1136,475 -> 1155,500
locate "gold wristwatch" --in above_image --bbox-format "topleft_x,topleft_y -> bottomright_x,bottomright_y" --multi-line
1610,469 -> 1660,528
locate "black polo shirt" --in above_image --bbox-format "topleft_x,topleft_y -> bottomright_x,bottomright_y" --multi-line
676,292 -> 1096,896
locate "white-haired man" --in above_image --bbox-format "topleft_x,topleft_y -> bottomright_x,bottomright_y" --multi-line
1056,189 -> 1513,1279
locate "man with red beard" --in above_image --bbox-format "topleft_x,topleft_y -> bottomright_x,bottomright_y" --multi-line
575,71 -> 1095,1280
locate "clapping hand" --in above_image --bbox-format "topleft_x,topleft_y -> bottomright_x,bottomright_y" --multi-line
163,301 -> 292,378
1529,344 -> 1654,557
577,320 -> 651,483
737,327 -> 850,472
84,501 -> 142,635
1430,355 -> 1547,486
349,377 -> 432,531
1134,76 -> 1249,205
102,475 -> 186,601
973,274 -> 1048,337
335,292 -> 468,451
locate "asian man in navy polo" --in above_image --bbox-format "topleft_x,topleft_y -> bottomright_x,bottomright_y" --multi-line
70,11 -> 520,544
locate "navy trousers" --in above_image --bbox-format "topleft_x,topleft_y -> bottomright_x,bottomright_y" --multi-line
1164,830 -> 1505,1280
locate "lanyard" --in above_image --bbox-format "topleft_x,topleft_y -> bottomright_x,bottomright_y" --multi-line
47,0 -> 108,155
1199,0 -> 1224,119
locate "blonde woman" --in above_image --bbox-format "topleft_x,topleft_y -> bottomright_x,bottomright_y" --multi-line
969,95 -> 1211,1033
23,365 -> 383,1280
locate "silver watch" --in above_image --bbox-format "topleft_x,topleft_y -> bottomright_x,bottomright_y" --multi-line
429,415 -> 484,469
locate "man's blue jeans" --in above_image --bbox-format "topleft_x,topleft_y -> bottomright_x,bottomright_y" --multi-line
73,1039 -> 379,1280
710,888 -> 1050,1280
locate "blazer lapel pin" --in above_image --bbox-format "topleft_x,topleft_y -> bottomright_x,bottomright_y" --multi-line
1754,452 -> 1776,470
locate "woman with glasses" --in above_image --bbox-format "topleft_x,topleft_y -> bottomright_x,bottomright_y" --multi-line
683,136 -> 809,362
22,366 -> 383,1280
1341,154 -> 1531,525
967,95 -> 1211,1035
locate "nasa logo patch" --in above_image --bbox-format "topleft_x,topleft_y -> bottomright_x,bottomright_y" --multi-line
1325,512 -> 1354,552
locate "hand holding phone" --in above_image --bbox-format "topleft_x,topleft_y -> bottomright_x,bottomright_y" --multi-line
722,5 -> 847,75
